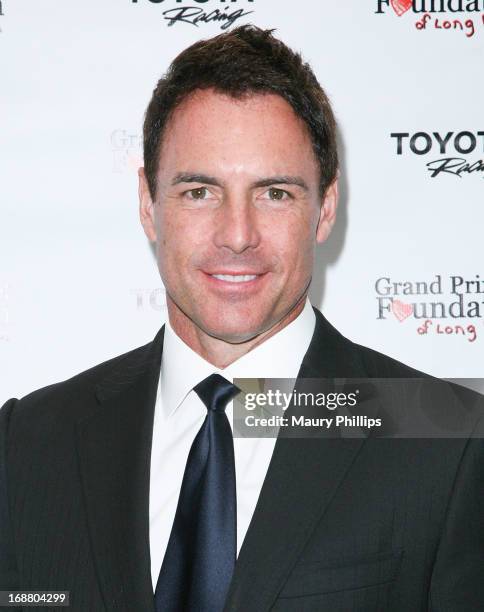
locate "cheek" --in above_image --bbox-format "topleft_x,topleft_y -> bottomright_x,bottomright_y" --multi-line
159,204 -> 213,240
157,210 -> 207,274
265,216 -> 315,271
156,211 -> 185,275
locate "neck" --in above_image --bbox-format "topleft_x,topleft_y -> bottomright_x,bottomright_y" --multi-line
166,294 -> 307,369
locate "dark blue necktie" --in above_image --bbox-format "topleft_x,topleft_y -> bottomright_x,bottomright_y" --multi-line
154,373 -> 240,612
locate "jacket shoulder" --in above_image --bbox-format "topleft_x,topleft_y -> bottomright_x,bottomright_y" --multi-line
2,338 -> 155,428
351,340 -> 483,421
352,341 -> 428,379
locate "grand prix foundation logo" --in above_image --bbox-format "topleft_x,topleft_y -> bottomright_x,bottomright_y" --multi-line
375,274 -> 484,342
391,130 -> 484,179
132,0 -> 254,31
375,0 -> 484,38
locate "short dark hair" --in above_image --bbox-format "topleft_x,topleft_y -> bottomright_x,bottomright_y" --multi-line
143,25 -> 338,199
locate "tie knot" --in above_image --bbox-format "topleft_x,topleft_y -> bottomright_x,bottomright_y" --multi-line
193,373 -> 240,414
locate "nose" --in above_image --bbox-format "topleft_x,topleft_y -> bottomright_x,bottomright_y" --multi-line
212,193 -> 261,254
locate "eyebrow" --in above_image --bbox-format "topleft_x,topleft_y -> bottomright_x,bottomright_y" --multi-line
172,173 -> 222,187
171,173 -> 309,191
252,176 -> 309,191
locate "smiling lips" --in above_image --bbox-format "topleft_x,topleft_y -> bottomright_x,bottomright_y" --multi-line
211,274 -> 258,283
203,271 -> 266,286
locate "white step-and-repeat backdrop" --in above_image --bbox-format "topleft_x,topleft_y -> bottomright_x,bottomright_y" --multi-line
1,0 -> 483,400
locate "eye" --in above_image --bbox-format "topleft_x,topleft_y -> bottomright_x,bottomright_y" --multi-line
267,187 -> 290,201
186,187 -> 209,200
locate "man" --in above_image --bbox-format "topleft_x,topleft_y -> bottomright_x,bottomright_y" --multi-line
1,25 -> 483,612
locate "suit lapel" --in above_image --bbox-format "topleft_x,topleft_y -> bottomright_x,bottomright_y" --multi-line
75,327 -> 165,612
74,308 -> 370,612
224,308 -> 370,612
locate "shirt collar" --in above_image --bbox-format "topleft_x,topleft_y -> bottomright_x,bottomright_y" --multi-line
159,297 -> 316,419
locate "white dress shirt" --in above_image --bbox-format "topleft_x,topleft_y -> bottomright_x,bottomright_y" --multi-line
148,297 -> 316,591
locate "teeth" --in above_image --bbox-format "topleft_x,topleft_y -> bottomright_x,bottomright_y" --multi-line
212,274 -> 258,283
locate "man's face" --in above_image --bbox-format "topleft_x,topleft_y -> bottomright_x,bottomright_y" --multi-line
139,89 -> 337,344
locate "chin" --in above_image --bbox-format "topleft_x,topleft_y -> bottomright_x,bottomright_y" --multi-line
199,313 -> 267,345
209,329 -> 261,345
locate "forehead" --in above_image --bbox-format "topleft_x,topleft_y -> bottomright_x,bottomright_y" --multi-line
158,89 -> 319,179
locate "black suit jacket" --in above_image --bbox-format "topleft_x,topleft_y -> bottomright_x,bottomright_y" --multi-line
1,308 -> 483,611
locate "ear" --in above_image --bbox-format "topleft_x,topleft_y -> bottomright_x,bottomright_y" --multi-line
316,178 -> 338,244
138,167 -> 157,242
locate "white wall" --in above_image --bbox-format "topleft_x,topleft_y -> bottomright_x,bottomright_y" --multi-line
1,0 -> 483,400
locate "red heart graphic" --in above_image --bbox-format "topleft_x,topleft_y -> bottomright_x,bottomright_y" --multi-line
392,299 -> 413,322
390,0 -> 413,16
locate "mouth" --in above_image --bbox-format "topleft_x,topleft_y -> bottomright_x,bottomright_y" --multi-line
201,270 -> 268,291
210,273 -> 259,283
